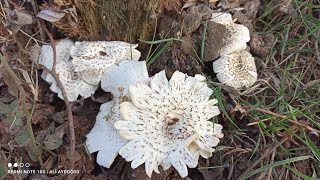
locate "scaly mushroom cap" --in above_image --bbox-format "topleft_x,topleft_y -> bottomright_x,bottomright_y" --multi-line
50,61 -> 98,101
213,50 -> 257,89
115,71 -> 223,178
39,39 -> 98,102
70,41 -> 141,85
211,12 -> 250,55
39,39 -> 74,83
86,60 -> 149,168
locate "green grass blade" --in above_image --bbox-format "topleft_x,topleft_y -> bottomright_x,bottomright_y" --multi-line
146,40 -> 173,66
200,20 -> 208,62
284,165 -> 313,180
243,155 -> 311,179
213,87 -> 240,129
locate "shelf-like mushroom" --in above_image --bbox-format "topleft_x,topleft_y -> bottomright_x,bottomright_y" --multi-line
211,12 -> 250,55
39,39 -> 98,102
70,41 -> 141,85
213,50 -> 257,89
86,60 -> 149,168
115,70 -> 223,178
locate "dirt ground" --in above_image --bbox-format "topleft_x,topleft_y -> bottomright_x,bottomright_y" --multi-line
1,0 -> 320,179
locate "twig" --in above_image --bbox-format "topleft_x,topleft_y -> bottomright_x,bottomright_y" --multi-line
244,106 -> 320,134
30,0 -> 46,42
40,26 -> 76,180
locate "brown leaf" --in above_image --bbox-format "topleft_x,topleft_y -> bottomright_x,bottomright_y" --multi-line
1,65 -> 19,97
182,2 -> 198,9
218,0 -> 240,9
161,0 -> 183,11
37,9 -> 66,22
32,104 -> 55,125
54,0 -> 70,6
209,0 -> 219,6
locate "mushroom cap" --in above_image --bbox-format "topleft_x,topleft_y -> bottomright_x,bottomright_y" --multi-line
86,60 -> 149,168
50,61 -> 98,101
39,39 -> 74,83
115,70 -> 223,178
86,100 -> 128,168
212,50 -> 257,89
39,39 -> 98,102
211,12 -> 250,55
70,41 -> 141,85
101,60 -> 149,96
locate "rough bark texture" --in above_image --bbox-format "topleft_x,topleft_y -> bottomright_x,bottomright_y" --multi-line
75,0 -> 160,50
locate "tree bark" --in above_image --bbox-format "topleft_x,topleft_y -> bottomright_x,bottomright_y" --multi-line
75,0 -> 160,50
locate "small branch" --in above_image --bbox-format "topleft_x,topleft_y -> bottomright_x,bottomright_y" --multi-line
244,106 -> 320,134
40,25 -> 76,180
30,0 -> 46,42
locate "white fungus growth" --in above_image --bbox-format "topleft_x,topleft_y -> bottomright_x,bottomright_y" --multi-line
211,12 -> 250,55
39,39 -> 98,102
39,39 -> 74,83
114,70 -> 223,178
86,60 -> 149,168
70,41 -> 141,85
213,50 -> 257,89
86,100 -> 128,168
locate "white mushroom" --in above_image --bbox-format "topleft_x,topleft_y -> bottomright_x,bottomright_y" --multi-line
100,60 -> 149,96
212,50 -> 257,89
114,70 -> 223,178
39,39 -> 74,83
39,39 -> 98,102
211,12 -> 250,55
70,41 -> 141,85
86,60 -> 149,168
86,100 -> 127,168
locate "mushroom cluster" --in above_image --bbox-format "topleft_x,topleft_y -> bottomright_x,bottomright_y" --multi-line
210,12 -> 258,89
37,9 -> 257,179
38,39 -> 141,101
85,61 -> 224,178
115,70 -> 223,177
39,39 -> 98,101
38,20 -> 227,179
86,60 -> 149,168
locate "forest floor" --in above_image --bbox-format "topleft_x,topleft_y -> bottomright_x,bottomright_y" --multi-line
0,0 -> 320,180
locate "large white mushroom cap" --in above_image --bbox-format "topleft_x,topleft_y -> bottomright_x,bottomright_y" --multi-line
213,50 -> 257,89
39,39 -> 98,102
114,70 -> 223,178
70,41 -> 141,85
86,60 -> 149,168
211,12 -> 250,55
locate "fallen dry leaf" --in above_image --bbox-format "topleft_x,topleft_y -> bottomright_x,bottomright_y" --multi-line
218,0 -> 240,9
37,9 -> 66,22
209,0 -> 219,6
4,8 -> 33,33
182,2 -> 198,9
1,64 -> 19,97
